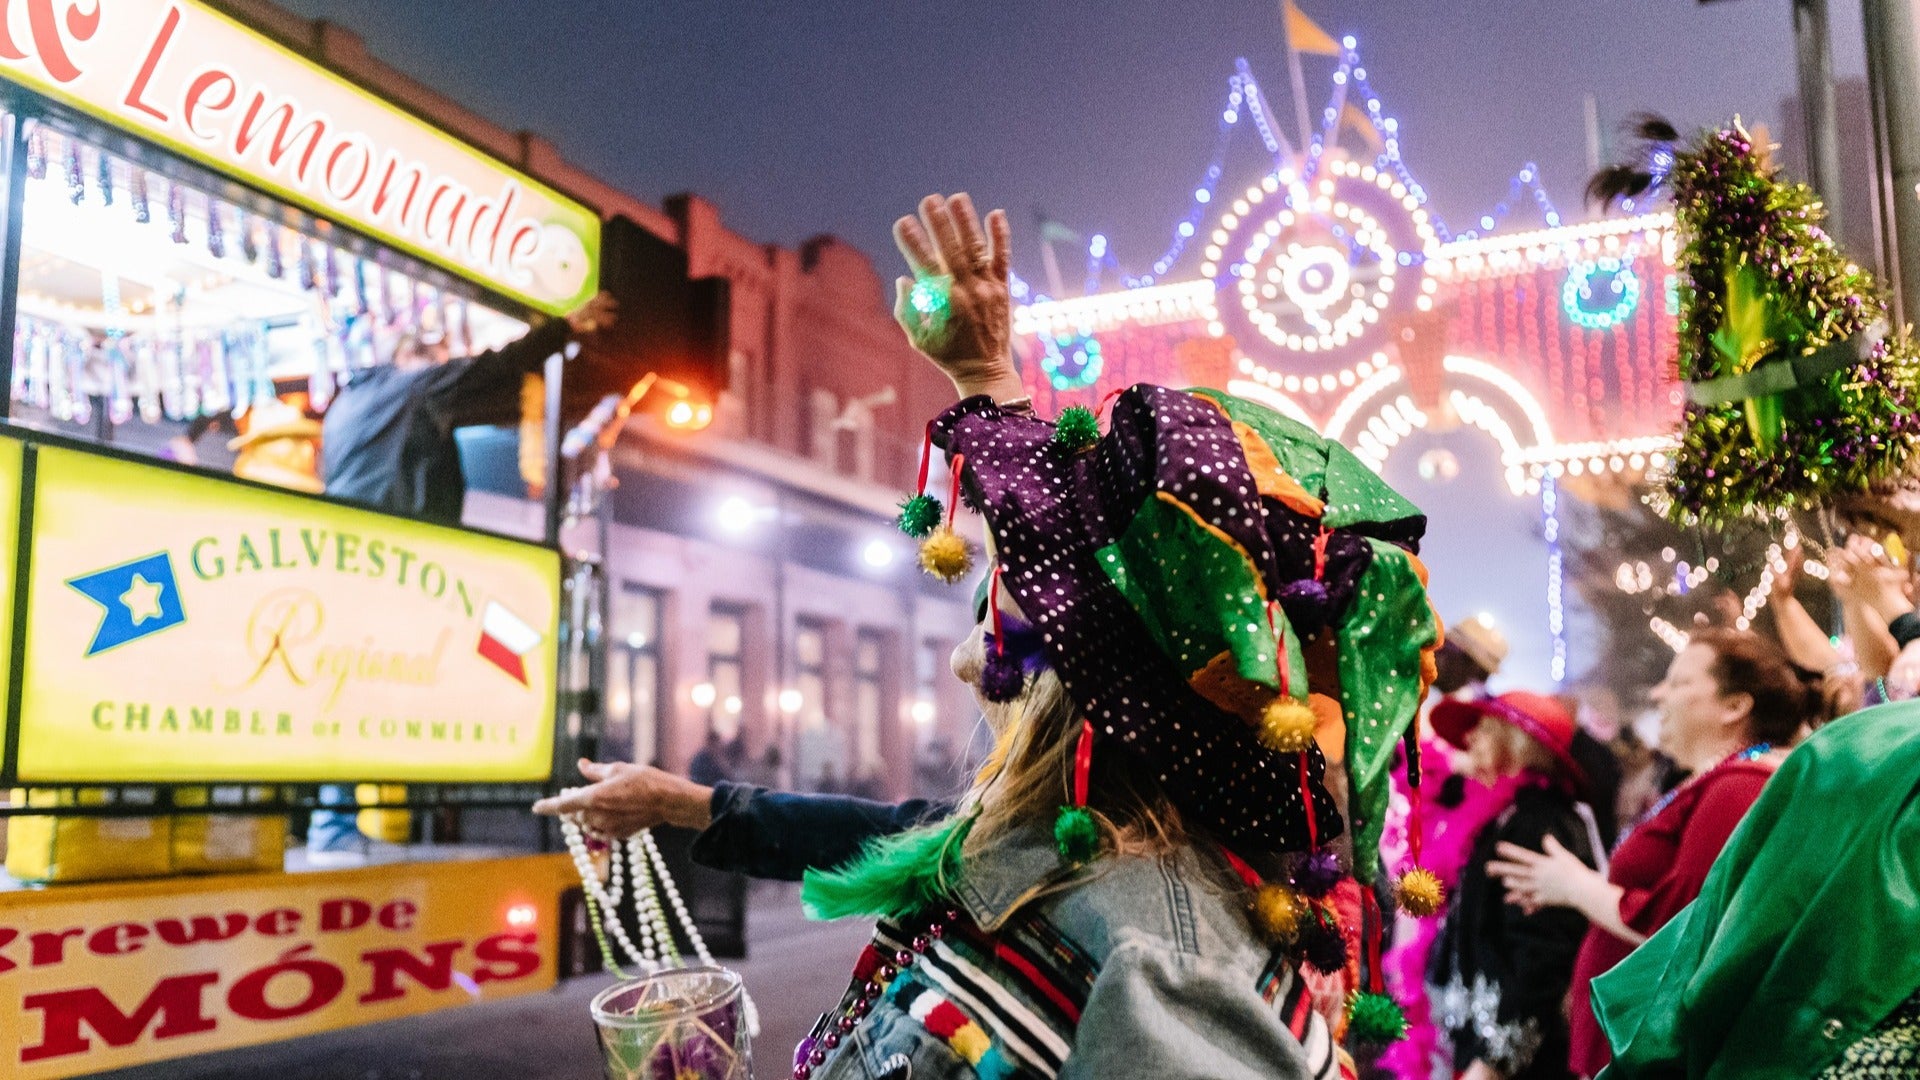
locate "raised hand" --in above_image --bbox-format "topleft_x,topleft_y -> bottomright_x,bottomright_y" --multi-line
892,193 -> 1025,403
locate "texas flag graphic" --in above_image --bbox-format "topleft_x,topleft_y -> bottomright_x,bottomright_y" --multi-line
67,552 -> 188,656
477,601 -> 542,686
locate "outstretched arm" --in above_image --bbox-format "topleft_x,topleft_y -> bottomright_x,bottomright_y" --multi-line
532,759 -> 953,881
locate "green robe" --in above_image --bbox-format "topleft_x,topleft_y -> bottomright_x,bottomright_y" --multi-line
1593,702 -> 1920,1079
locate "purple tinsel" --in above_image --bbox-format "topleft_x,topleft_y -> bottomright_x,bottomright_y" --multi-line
1293,847 -> 1344,898
980,612 -> 1050,703
980,651 -> 1027,702
1278,578 -> 1332,637
645,1027 -> 732,1080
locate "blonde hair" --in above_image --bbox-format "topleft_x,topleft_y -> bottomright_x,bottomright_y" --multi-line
962,669 -> 1192,864
1478,716 -> 1561,777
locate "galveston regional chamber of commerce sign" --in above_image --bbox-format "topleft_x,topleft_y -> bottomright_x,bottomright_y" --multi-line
6,442 -> 561,784
0,0 -> 600,315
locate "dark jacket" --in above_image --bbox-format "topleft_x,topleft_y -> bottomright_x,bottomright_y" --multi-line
1428,782 -> 1599,1080
321,319 -> 570,525
690,781 -> 952,881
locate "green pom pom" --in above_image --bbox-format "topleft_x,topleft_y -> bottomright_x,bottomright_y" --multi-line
1052,406 -> 1100,451
1345,990 -> 1409,1045
897,493 -> 942,538
1053,805 -> 1100,863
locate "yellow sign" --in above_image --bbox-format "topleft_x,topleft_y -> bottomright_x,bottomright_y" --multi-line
0,0 -> 599,315
0,436 -> 22,766
0,854 -> 576,1078
17,447 -> 560,783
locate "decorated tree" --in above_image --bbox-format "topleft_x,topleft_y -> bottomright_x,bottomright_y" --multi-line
1592,119 -> 1920,527
1562,475 -> 1835,708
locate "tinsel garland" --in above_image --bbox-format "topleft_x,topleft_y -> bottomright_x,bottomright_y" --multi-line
206,200 -> 224,259
167,183 -> 187,244
1648,123 -> 1920,523
64,140 -> 83,205
25,127 -> 45,180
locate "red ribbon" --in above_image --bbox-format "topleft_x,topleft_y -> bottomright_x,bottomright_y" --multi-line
945,453 -> 966,529
1312,525 -> 1330,581
1219,845 -> 1263,890
1408,785 -> 1424,866
1097,385 -> 1127,417
990,563 -> 1005,656
915,420 -> 935,497
1362,886 -> 1385,993
1265,602 -> 1291,697
1072,718 -> 1094,808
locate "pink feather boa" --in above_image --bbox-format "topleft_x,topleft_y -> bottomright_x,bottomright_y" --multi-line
1378,741 -> 1547,1079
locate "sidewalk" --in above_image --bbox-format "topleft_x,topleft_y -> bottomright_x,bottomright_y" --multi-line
97,881 -> 872,1080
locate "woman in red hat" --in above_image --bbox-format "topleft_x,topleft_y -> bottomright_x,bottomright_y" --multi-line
1424,691 -> 1604,1080
1489,628 -> 1816,1078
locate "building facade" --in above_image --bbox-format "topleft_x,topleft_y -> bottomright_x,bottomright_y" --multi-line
213,1 -> 983,801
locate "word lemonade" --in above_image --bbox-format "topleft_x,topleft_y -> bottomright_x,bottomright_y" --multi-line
18,447 -> 559,783
0,0 -> 600,313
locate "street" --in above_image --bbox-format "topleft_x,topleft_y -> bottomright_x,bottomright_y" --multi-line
96,883 -> 870,1080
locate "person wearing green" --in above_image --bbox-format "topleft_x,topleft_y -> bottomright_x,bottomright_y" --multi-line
1591,701 -> 1920,1078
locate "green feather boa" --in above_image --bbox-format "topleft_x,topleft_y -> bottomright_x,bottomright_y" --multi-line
801,814 -> 972,921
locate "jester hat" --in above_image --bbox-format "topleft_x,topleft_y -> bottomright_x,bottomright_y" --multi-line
929,385 -> 1442,871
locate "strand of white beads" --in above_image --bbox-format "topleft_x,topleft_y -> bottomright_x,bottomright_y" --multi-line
640,829 -> 758,1036
558,809 -> 655,972
554,790 -> 754,1034
627,831 -> 665,962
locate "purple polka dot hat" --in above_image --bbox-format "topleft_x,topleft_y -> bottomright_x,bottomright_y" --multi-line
926,385 -> 1443,870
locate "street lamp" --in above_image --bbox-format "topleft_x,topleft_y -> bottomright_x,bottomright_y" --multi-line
862,538 -> 896,569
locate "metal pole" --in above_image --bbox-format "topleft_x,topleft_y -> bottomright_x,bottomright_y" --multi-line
1862,0 -> 1920,325
0,111 -> 32,421
1793,0 -> 1845,238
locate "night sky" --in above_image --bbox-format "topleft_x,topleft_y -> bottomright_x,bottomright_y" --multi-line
268,0 -> 1864,689
274,0 -> 1857,283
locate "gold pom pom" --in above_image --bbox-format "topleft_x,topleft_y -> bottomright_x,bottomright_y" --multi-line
918,527 -> 973,583
1396,867 -> 1446,917
1259,696 -> 1318,753
1252,882 -> 1305,942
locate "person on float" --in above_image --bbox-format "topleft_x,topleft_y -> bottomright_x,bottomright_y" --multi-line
320,290 -> 616,526
1590,699 -> 1920,1079
544,192 -> 1450,1078
1424,691 -> 1605,1080
1488,629 -> 1817,1079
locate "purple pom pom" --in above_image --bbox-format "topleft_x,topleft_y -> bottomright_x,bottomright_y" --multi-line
1293,847 -> 1344,898
1279,578 -> 1332,637
980,652 -> 1027,702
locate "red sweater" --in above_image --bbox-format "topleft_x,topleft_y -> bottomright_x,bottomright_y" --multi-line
1566,759 -> 1776,1077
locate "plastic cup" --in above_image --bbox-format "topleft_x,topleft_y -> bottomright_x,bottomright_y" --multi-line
590,965 -> 752,1080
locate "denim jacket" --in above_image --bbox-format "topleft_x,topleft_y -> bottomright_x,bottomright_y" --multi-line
805,823 -> 1343,1080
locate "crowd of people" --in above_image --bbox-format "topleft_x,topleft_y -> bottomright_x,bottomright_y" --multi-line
534,192 -> 1920,1079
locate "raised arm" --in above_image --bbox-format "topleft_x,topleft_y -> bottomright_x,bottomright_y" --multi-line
891,193 -> 1027,404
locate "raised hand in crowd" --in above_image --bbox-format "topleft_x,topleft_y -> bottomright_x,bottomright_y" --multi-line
891,193 -> 1026,404
1827,534 -> 1911,680
1766,542 -> 1843,677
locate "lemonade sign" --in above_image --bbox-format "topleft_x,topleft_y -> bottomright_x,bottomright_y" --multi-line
15,447 -> 559,782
